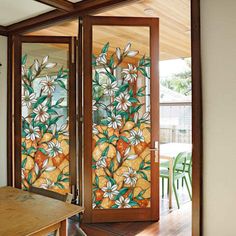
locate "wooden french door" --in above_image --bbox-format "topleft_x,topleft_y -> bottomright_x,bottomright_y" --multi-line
83,16 -> 159,223
13,36 -> 77,198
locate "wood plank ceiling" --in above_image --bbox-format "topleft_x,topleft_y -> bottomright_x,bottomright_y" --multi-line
27,0 -> 191,61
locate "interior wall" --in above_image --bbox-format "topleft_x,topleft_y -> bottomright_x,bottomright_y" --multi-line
0,36 -> 7,187
201,0 -> 236,235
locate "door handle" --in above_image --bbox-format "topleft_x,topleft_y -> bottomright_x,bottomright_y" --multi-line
149,141 -> 159,163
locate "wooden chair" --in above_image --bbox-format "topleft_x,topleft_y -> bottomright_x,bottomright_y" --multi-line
29,186 -> 73,203
29,186 -> 86,236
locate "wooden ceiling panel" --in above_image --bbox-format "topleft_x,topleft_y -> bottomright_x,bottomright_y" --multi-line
27,0 -> 191,61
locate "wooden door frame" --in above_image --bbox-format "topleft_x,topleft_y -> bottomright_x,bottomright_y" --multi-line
10,36 -> 77,196
6,0 -> 202,234
83,16 -> 159,223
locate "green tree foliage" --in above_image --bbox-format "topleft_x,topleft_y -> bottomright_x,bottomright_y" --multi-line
161,58 -> 191,96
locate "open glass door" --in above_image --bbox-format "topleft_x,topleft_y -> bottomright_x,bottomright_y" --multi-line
83,16 -> 159,222
13,36 -> 77,197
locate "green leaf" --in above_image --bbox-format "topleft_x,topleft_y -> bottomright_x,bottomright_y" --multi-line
96,137 -> 108,145
106,176 -> 116,185
27,171 -> 32,184
57,173 -> 63,182
92,54 -> 97,66
38,148 -> 47,155
129,201 -> 139,206
21,157 -> 27,169
100,119 -> 109,126
105,71 -> 116,83
48,116 -> 62,126
137,86 -> 146,94
47,109 -> 58,115
109,55 -> 114,68
143,166 -> 151,170
109,135 -> 119,143
138,171 -> 148,181
27,147 -> 36,155
101,42 -> 109,53
139,160 -> 145,170
33,95 -> 48,109
102,146 -> 109,157
22,54 -> 27,65
119,111 -> 129,121
95,176 -> 99,186
27,68 -> 32,80
61,178 -> 70,182
111,204 -> 119,209
55,182 -> 65,189
55,98 -> 64,105
129,97 -> 139,103
138,67 -> 150,79
57,79 -> 67,90
109,160 -> 114,172
23,83 -> 34,94
120,136 -> 129,143
118,84 -> 129,93
115,187 -> 129,200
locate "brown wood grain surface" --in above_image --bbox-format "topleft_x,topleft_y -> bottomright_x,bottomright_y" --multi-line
0,187 -> 84,236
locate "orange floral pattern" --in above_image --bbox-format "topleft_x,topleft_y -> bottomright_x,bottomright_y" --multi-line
92,42 -> 152,209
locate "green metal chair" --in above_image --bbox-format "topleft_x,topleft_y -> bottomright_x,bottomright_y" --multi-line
160,152 -> 192,209
176,152 -> 192,187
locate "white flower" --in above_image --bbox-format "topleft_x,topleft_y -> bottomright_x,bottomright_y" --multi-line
107,113 -> 122,129
115,93 -> 132,111
25,125 -> 40,141
96,53 -> 107,65
47,141 -> 63,157
115,196 -> 131,208
142,112 -> 150,123
40,76 -> 56,94
123,42 -> 139,57
129,129 -> 145,145
102,78 -> 119,96
116,47 -> 121,60
22,90 -> 37,108
40,178 -> 54,189
107,104 -> 115,112
21,169 -> 25,180
59,123 -> 69,136
33,104 -> 50,123
101,182 -> 119,200
96,158 -> 107,169
123,147 -> 138,160
124,42 -> 131,53
123,64 -> 138,83
92,100 -> 98,111
92,124 -> 99,135
92,203 -> 97,209
123,167 -> 138,186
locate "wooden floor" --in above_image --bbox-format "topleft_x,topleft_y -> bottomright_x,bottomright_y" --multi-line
80,203 -> 191,236
77,181 -> 192,236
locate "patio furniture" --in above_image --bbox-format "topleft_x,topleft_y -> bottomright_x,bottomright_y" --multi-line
0,186 -> 84,236
176,152 -> 192,187
160,143 -> 192,208
160,152 -> 192,209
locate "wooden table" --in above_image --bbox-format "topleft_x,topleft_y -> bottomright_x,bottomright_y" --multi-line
0,187 -> 84,236
160,143 -> 192,209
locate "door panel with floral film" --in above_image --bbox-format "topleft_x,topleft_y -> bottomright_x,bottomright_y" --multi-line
20,39 -> 76,195
83,17 -> 159,222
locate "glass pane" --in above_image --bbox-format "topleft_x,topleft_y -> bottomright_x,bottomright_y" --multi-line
21,43 -> 70,194
92,26 -> 151,209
